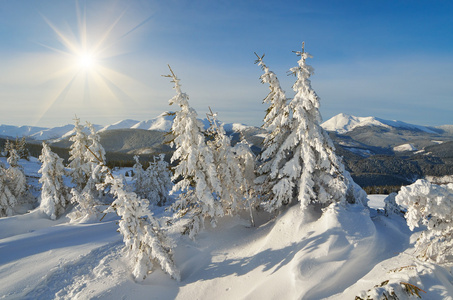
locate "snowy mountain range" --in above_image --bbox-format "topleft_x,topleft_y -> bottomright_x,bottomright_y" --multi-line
1,112 -> 451,142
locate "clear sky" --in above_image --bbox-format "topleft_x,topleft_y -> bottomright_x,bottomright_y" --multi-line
1,0 -> 452,128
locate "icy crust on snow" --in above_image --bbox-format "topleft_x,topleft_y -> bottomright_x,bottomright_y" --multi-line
322,113 -> 437,134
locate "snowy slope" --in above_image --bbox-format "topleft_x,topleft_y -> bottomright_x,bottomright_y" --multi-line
1,157 -> 452,300
131,112 -> 175,131
322,113 -> 438,134
29,124 -> 76,141
1,197 -> 452,299
99,119 -> 140,132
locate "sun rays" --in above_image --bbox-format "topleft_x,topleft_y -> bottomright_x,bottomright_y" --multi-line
36,2 -> 148,125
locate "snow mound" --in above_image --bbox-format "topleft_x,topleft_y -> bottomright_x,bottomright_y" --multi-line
393,143 -> 417,152
322,113 -> 438,134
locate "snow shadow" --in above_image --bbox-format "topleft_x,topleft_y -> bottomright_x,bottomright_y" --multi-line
0,221 -> 119,265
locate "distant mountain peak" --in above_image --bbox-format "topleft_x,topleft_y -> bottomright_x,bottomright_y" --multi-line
322,113 -> 438,134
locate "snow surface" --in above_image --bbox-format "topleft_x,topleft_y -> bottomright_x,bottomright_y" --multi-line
393,143 -> 417,152
1,160 -> 453,299
322,113 -> 438,134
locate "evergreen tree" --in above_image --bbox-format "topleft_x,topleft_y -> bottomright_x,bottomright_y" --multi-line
17,137 -> 29,160
164,66 -> 223,239
133,155 -> 148,198
206,110 -> 256,218
254,53 -> 292,206
3,138 -> 13,157
257,44 -> 366,212
84,122 -> 106,196
39,143 -> 70,220
0,164 -> 17,217
145,154 -> 173,207
5,149 -> 28,201
69,122 -> 106,221
68,116 -> 90,192
102,171 -> 180,281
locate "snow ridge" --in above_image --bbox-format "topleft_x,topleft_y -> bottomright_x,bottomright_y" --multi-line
322,113 -> 438,134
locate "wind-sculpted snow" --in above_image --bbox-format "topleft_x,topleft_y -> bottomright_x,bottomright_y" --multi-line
1,198 -> 453,299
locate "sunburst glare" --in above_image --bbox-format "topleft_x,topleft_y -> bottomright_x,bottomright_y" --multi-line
36,2 -> 149,125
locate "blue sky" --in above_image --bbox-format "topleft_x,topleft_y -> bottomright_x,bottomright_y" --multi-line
0,0 -> 452,127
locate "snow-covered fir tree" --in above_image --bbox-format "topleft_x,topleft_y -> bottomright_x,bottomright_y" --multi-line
133,155 -> 172,207
0,164 -> 17,217
133,155 -> 148,198
69,122 -> 106,221
68,116 -> 90,192
146,154 -> 173,206
39,143 -> 70,220
257,43 -> 366,212
84,122 -> 106,196
254,53 -> 292,206
5,149 -> 28,201
102,170 -> 180,281
396,179 -> 453,263
3,137 -> 29,160
165,66 -> 223,239
206,110 -> 256,219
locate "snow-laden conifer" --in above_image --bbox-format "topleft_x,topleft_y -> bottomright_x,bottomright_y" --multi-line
257,44 -> 366,212
133,155 -> 172,207
0,164 -> 17,217
84,122 -> 106,197
146,154 -> 173,207
165,66 -> 223,239
39,143 -> 70,220
102,170 -> 180,281
396,179 -> 453,263
68,116 -> 90,192
133,155 -> 148,198
254,53 -> 291,202
69,123 -> 107,221
206,110 -> 256,219
5,149 -> 28,200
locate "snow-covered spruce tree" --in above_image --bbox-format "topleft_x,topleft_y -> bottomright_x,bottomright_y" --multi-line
145,154 -> 173,207
0,164 -> 17,217
206,110 -> 256,219
68,116 -> 90,192
3,138 -> 13,157
84,122 -> 106,197
68,122 -> 107,221
164,66 -> 223,239
5,149 -> 28,200
38,143 -> 70,220
102,170 -> 180,281
396,179 -> 453,263
17,137 -> 29,160
133,155 -> 148,198
257,44 -> 366,212
254,53 -> 292,206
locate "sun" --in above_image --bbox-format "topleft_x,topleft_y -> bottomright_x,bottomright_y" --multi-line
35,2 -> 151,125
77,52 -> 97,71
